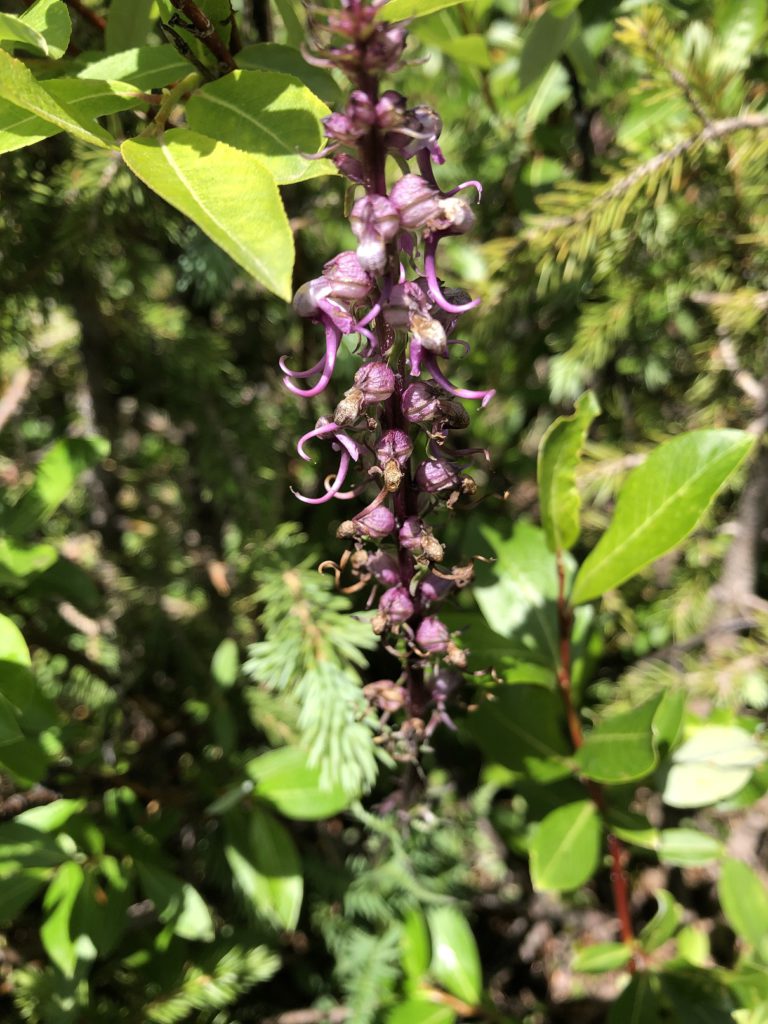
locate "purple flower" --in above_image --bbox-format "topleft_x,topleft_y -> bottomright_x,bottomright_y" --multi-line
379,585 -> 415,624
354,362 -> 396,403
415,616 -> 450,653
350,194 -> 400,274
415,457 -> 460,493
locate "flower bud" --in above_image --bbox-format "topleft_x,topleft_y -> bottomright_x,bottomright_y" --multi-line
323,251 -> 372,302
323,112 -> 365,146
402,382 -> 441,423
437,400 -> 471,431
399,517 -> 444,562
376,90 -> 407,129
376,430 -> 412,468
415,616 -> 450,653
293,276 -> 331,319
379,585 -> 415,624
354,362 -> 395,404
389,174 -> 442,230
333,152 -> 365,184
367,551 -> 401,587
337,504 -> 396,540
419,572 -> 453,604
383,281 -> 430,330
428,196 -> 475,236
415,458 -> 460,493
350,195 -> 400,274
363,23 -> 407,72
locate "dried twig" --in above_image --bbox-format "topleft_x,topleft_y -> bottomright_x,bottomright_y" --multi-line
64,0 -> 106,32
168,0 -> 237,71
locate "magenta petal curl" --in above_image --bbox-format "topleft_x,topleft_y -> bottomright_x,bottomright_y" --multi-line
291,451 -> 351,505
424,240 -> 481,315
297,421 -> 341,462
424,353 -> 496,407
280,353 -> 327,379
284,325 -> 340,398
445,180 -> 483,202
448,338 -> 471,355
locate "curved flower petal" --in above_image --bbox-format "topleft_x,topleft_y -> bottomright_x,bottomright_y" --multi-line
424,238 -> 481,315
284,324 -> 341,398
424,353 -> 495,407
291,450 -> 351,505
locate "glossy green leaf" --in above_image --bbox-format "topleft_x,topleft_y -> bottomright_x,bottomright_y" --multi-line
0,79 -> 144,157
6,436 -> 109,535
474,521 -> 563,668
519,10 -> 578,90
401,907 -> 431,983
462,685 -> 571,782
0,50 -> 114,150
379,0 -> 475,21
387,1002 -> 456,1024
0,614 -> 31,667
236,43 -> 341,104
20,0 -> 71,59
77,45 -> 190,90
638,890 -> 682,953
136,862 -> 215,942
576,696 -> 661,784
0,12 -> 49,55
185,70 -> 333,185
0,738 -> 49,786
719,858 -> 768,951
105,0 -> 155,53
572,430 -> 754,605
538,391 -> 599,553
15,799 -> 86,833
572,942 -> 632,973
122,129 -> 294,301
676,925 -> 710,967
225,806 -> 303,930
427,906 -> 482,1006
41,862 -> 84,977
0,538 -> 57,581
529,800 -> 601,893
657,829 -> 723,867
0,616 -> 55,733
605,810 -> 658,851
663,725 -> 765,809
246,746 -> 353,820
211,637 -> 239,688
0,695 -> 22,746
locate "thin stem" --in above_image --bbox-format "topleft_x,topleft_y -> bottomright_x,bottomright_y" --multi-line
64,0 -> 106,32
144,72 -> 203,136
555,551 -> 637,963
168,0 -> 238,71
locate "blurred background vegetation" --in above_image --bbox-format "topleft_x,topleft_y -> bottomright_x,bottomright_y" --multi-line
2,0 -> 768,1021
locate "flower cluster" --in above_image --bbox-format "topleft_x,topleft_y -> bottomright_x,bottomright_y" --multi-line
286,0 -> 493,733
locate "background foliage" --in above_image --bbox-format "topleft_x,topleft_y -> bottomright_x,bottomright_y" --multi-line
2,0 -> 768,1021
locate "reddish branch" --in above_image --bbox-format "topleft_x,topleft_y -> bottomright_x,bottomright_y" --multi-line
168,0 -> 237,71
63,0 -> 106,32
555,553 -> 637,963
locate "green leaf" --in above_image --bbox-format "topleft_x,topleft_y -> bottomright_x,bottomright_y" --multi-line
0,613 -> 31,668
0,538 -> 57,581
473,521 -> 563,669
663,725 -> 765,809
387,1001 -> 456,1024
657,829 -> 723,867
529,800 -> 601,893
236,43 -> 341,104
401,907 -> 431,983
576,696 -> 661,784
538,391 -> 599,553
77,45 -> 190,90
0,695 -> 23,747
719,858 -> 768,951
136,862 -> 215,942
0,79 -> 143,157
121,129 -> 294,301
427,906 -> 482,1006
519,10 -> 578,90
572,942 -> 632,973
211,637 -> 239,688
462,685 -> 571,782
20,0 -> 71,59
607,974 -> 661,1024
0,12 -> 50,56
15,799 -> 86,832
0,49 -> 114,150
676,925 -> 710,967
379,0 -> 475,21
41,862 -> 85,977
714,0 -> 767,67
0,868 -> 49,924
225,806 -> 303,930
246,746 -> 354,820
571,430 -> 754,605
185,69 -> 333,185
6,436 -> 109,534
638,890 -> 682,953
0,615 -> 56,733
105,0 -> 156,53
